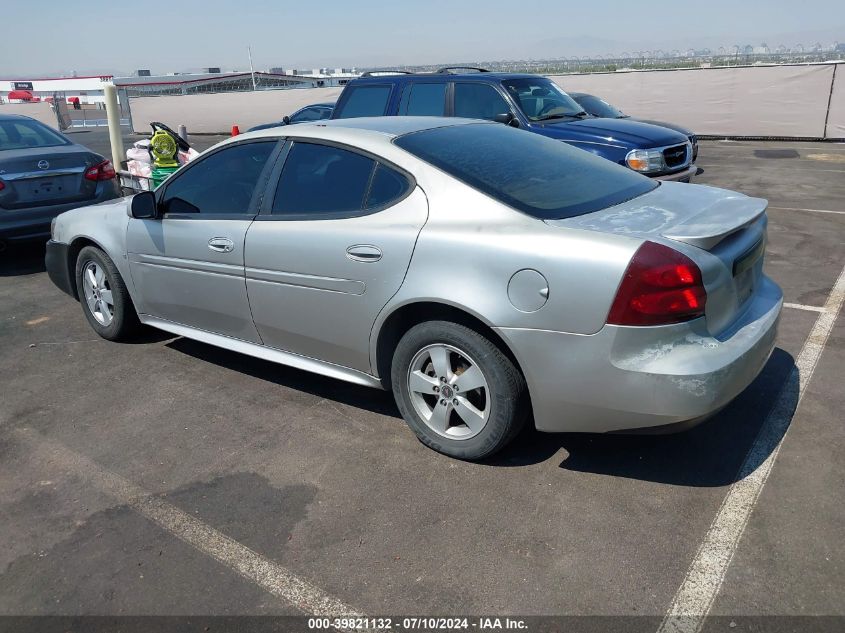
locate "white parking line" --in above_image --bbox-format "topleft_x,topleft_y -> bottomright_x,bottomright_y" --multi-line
704,144 -> 845,151
783,302 -> 827,313
658,263 -> 845,633
768,206 -> 845,216
14,428 -> 367,629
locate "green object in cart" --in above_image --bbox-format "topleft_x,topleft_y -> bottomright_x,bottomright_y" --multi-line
151,166 -> 179,190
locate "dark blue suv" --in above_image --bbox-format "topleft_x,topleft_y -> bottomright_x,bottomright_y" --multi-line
332,68 -> 696,181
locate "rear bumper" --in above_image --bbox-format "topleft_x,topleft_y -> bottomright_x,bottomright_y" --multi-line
653,164 -> 697,182
496,275 -> 783,433
45,240 -> 76,299
0,182 -> 119,244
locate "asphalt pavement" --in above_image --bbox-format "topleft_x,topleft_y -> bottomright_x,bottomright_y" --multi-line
0,138 -> 842,629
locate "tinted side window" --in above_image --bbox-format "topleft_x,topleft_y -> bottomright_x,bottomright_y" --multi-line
454,83 -> 511,121
273,143 -> 375,217
160,141 -> 276,215
399,83 -> 447,116
335,85 -> 391,118
366,163 -> 411,209
290,107 -> 327,123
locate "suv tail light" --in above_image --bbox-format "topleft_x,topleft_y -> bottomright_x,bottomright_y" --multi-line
0,179 -> 5,192
607,241 -> 707,326
84,159 -> 116,181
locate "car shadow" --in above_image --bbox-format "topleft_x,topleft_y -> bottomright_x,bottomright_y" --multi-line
0,242 -> 47,276
165,337 -> 401,417
166,335 -> 797,488
488,347 -> 798,487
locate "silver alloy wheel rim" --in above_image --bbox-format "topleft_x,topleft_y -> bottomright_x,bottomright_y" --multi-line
82,261 -> 114,326
407,343 -> 491,440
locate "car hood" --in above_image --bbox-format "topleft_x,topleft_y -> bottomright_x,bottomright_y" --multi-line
629,118 -> 694,137
532,117 -> 687,148
546,181 -> 767,250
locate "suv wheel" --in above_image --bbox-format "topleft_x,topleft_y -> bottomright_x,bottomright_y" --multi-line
391,320 -> 527,460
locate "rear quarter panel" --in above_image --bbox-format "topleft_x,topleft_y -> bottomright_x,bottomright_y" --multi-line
370,166 -> 644,360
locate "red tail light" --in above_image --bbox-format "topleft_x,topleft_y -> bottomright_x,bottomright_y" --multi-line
607,241 -> 707,326
84,159 -> 116,181
0,179 -> 5,192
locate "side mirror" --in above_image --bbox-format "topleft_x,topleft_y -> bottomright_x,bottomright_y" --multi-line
282,115 -> 291,125
130,190 -> 158,219
494,113 -> 520,128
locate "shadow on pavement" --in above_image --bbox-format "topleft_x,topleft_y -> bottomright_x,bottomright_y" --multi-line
0,242 -> 47,277
169,332 -> 798,488
166,337 -> 401,418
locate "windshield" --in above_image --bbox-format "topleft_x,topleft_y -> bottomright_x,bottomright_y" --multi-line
572,94 -> 625,118
0,118 -> 70,150
502,78 -> 588,121
394,123 -> 657,220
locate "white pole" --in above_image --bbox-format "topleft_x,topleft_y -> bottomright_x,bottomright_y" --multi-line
248,46 -> 257,91
103,84 -> 124,170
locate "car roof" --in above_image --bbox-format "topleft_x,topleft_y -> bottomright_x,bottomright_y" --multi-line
241,116 -> 487,141
0,113 -> 33,121
349,72 -> 540,84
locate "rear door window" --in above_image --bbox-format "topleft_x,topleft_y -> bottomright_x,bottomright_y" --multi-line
335,85 -> 392,118
453,83 -> 512,121
399,83 -> 447,116
271,142 -> 411,218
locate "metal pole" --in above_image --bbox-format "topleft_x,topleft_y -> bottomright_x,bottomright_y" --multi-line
103,84 -> 124,170
178,124 -> 188,142
248,46 -> 257,90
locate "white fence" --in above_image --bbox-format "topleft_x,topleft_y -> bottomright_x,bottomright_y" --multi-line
128,87 -> 344,134
27,62 -> 840,139
549,62 -> 844,139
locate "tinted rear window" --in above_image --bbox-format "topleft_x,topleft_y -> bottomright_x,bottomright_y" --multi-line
335,85 -> 392,118
394,123 -> 657,220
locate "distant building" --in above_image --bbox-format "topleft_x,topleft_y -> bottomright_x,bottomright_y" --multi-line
1,75 -> 113,104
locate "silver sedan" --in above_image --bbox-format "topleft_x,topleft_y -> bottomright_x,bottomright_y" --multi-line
46,117 -> 782,459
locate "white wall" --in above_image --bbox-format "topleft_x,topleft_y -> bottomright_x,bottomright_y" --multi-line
550,63 -> 841,138
129,87 -> 344,134
0,102 -> 58,128
125,64 -> 845,138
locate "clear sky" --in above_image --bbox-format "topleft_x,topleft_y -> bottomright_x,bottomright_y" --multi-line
2,0 -> 843,76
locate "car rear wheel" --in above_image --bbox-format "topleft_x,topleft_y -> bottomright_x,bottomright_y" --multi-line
391,320 -> 527,460
75,245 -> 140,341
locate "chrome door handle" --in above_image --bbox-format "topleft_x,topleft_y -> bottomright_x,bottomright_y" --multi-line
346,245 -> 382,262
208,237 -> 235,253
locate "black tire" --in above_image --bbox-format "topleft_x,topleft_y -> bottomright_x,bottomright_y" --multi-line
75,245 -> 141,341
391,320 -> 528,460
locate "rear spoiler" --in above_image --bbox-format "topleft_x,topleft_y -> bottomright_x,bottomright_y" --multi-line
662,197 -> 768,250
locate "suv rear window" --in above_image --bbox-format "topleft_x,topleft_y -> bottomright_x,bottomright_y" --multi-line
394,123 -> 657,220
334,85 -> 392,118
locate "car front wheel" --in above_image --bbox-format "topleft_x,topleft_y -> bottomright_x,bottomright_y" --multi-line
75,245 -> 140,341
391,320 -> 528,460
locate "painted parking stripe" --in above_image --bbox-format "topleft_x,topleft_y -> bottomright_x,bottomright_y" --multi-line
658,263 -> 845,633
14,428 -> 371,631
783,302 -> 827,313
768,206 -> 845,215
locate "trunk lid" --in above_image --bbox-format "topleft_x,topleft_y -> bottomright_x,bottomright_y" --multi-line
0,145 -> 102,210
546,181 -> 770,335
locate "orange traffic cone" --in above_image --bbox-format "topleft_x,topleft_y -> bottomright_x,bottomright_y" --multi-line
231,125 -> 240,137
